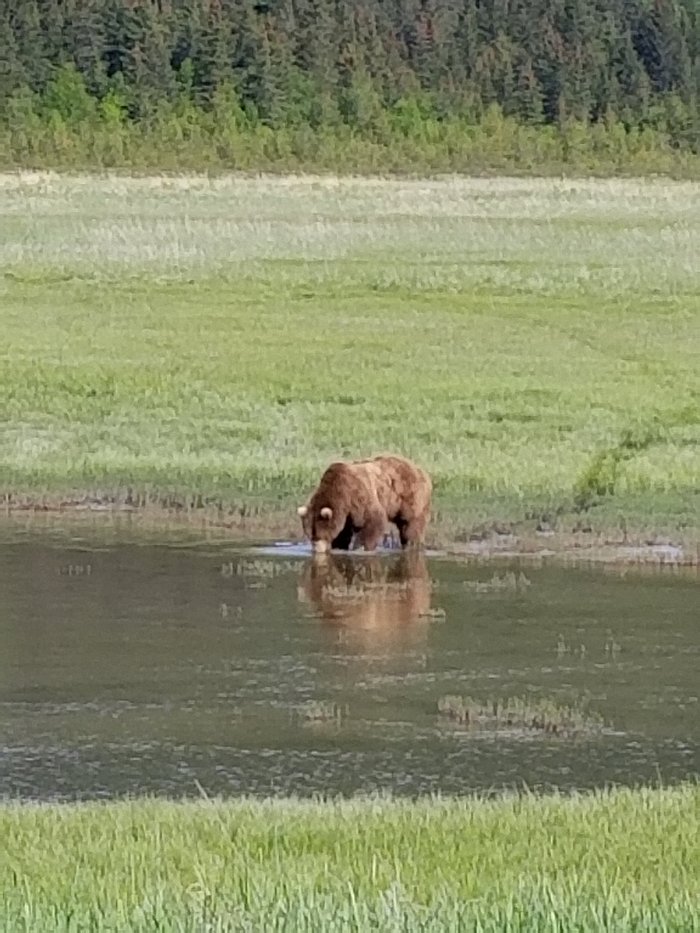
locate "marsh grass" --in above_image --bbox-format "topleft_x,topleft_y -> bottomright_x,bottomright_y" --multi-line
295,699 -> 348,724
321,578 -> 419,600
418,606 -> 447,619
437,694 -> 606,735
1,172 -> 699,546
462,571 -> 532,592
234,558 -> 302,579
1,786 -> 698,931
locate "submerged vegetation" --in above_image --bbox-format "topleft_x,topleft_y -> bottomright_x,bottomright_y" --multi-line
462,571 -> 532,593
437,694 -> 606,736
2,786 -> 698,931
2,172 -> 698,548
295,699 -> 348,724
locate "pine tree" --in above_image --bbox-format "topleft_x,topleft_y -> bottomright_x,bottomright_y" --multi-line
61,0 -> 108,95
121,2 -> 177,117
10,0 -> 50,90
512,56 -> 545,124
0,9 -> 25,99
635,0 -> 693,98
196,2 -> 235,104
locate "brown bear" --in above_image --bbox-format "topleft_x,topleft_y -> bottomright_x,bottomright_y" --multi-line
296,454 -> 432,553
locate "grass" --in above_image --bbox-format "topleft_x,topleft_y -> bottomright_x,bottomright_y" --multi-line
462,570 -> 533,592
436,694 -> 605,735
1,171 -> 699,548
295,699 -> 348,724
1,786 -> 698,931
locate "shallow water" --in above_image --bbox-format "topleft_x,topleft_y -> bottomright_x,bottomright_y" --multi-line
1,519 -> 698,801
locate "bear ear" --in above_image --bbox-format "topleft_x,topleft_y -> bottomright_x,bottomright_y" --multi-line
297,505 -> 308,517
320,506 -> 333,520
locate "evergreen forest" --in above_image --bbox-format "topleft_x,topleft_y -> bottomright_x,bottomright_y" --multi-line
2,0 -> 700,173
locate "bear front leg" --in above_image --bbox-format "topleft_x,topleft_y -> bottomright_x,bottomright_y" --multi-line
331,517 -> 355,550
356,510 -> 387,552
398,513 -> 428,548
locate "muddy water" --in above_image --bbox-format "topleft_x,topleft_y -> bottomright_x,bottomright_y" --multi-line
1,522 -> 698,801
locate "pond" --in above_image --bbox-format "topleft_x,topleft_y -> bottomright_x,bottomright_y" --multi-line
1,518 -> 698,801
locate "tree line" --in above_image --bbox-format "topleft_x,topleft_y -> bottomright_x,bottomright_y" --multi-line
1,0 -> 699,173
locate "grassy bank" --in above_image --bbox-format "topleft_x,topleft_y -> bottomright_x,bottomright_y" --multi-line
1,172 -> 699,548
2,786 -> 698,931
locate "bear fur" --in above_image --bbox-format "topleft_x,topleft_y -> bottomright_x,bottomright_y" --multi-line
296,454 -> 431,553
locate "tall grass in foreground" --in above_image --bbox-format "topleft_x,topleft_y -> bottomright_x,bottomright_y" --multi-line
1,172 -> 699,543
2,786 -> 699,931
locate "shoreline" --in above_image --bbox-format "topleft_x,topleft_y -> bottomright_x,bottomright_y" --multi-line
3,495 -> 698,569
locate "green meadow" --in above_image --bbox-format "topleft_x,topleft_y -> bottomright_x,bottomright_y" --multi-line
1,172 -> 699,546
2,786 -> 698,931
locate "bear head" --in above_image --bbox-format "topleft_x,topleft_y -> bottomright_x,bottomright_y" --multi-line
297,502 -> 348,553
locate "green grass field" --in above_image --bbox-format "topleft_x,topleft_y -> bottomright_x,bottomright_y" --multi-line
2,786 -> 698,931
1,172 -> 699,546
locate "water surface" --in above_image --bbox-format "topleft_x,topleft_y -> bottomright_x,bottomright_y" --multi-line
1,519 -> 698,800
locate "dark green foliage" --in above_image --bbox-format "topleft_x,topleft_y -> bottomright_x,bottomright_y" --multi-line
1,0 -> 699,168
573,425 -> 665,512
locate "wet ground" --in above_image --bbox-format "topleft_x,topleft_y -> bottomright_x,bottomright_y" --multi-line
1,519 -> 698,800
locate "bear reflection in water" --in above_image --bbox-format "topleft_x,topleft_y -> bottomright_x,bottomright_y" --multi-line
297,550 -> 434,651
